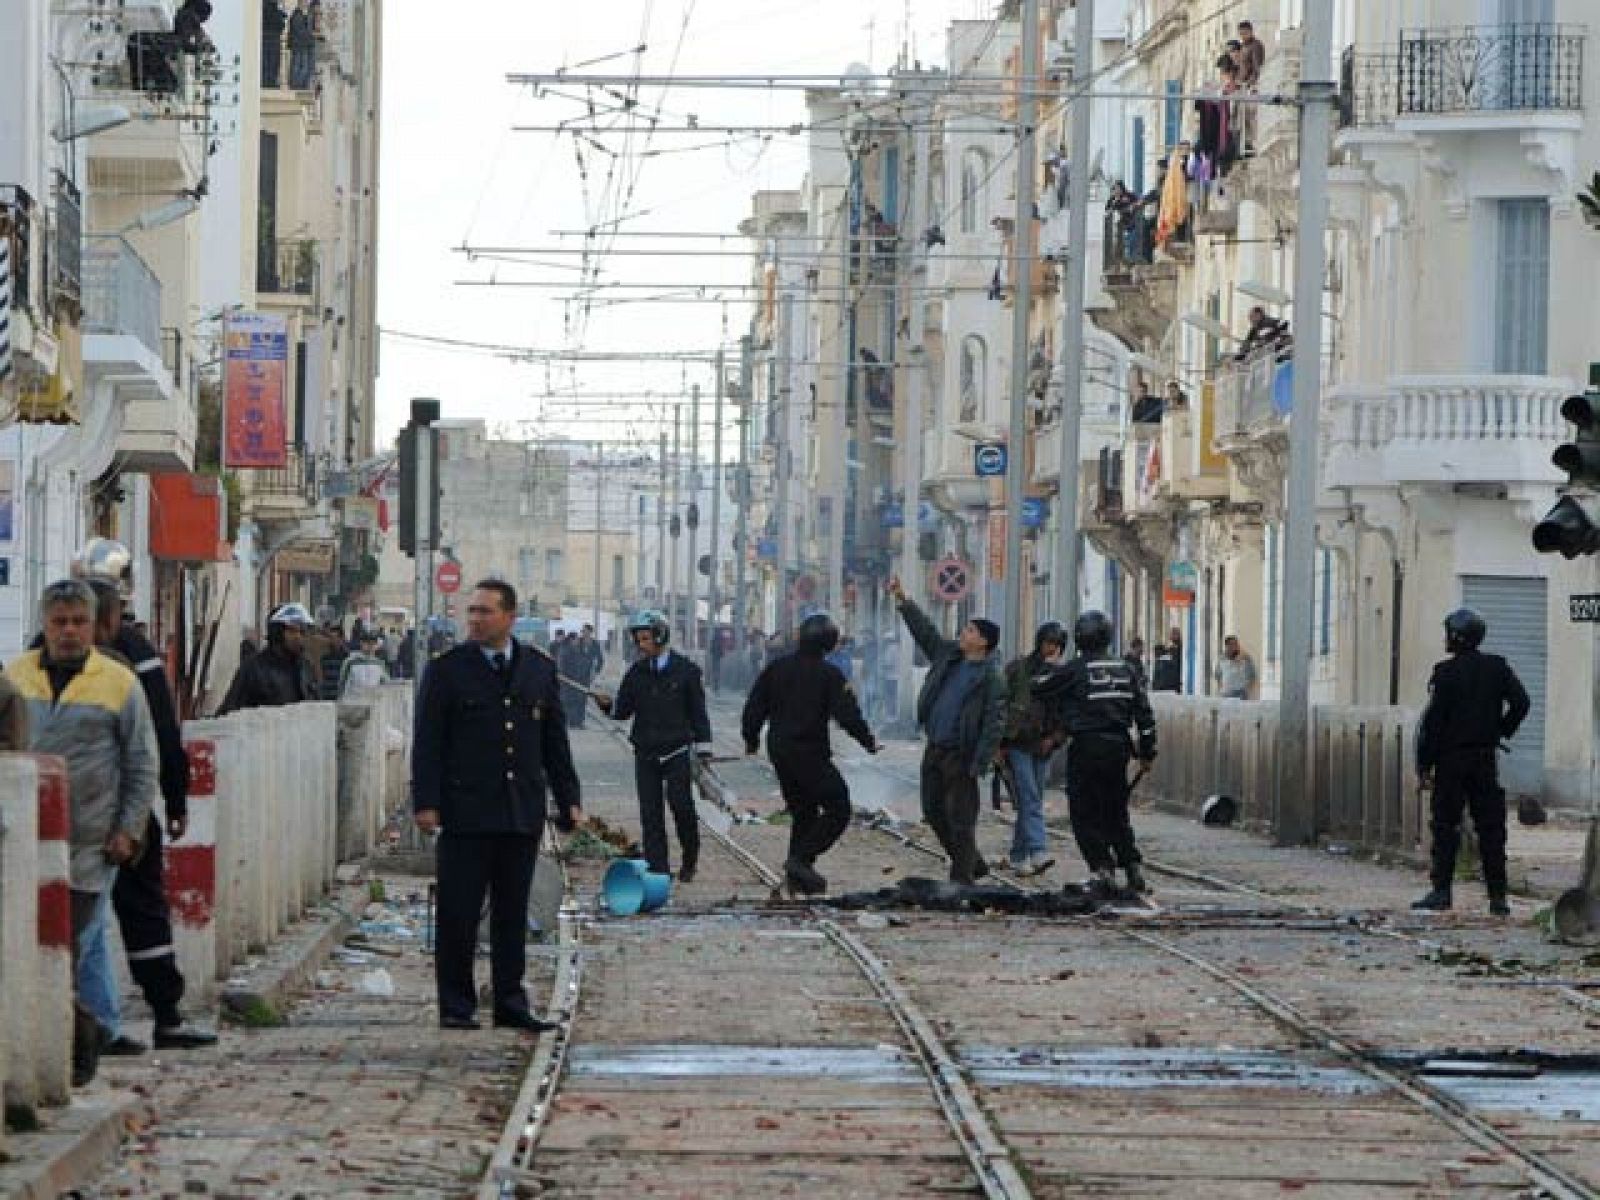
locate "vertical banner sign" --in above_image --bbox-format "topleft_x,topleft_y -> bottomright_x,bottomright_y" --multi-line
0,459 -> 14,542
223,312 -> 289,468
987,511 -> 1006,581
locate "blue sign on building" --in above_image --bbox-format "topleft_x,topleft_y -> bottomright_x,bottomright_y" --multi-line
1020,497 -> 1048,529
974,442 -> 1008,477
756,538 -> 778,561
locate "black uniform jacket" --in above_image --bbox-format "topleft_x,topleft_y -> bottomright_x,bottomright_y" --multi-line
411,641 -> 581,835
218,644 -> 316,713
1036,654 -> 1158,758
1416,649 -> 1530,771
610,650 -> 712,758
741,651 -> 874,757
115,627 -> 189,820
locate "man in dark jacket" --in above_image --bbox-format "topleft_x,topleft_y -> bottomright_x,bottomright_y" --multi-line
1038,610 -> 1157,894
742,612 -> 879,895
1412,608 -> 1530,916
888,577 -> 1006,885
412,580 -> 580,1031
72,543 -> 215,1054
217,603 -> 317,712
1150,627 -> 1182,692
1000,621 -> 1068,876
596,610 -> 711,881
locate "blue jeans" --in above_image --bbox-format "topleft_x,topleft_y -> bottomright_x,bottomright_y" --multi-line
78,874 -> 121,1039
1007,749 -> 1050,864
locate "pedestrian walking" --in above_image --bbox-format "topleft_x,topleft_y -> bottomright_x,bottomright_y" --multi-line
73,542 -> 215,1053
1214,634 -> 1258,700
887,576 -> 1006,885
1038,610 -> 1157,894
595,610 -> 711,881
1412,608 -> 1530,916
217,603 -> 317,712
10,579 -> 158,1086
1000,622 -> 1069,876
741,613 -> 880,896
556,631 -> 589,727
338,628 -> 390,696
1151,627 -> 1183,692
412,580 -> 581,1031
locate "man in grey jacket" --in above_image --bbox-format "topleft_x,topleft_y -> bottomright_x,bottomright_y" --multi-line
10,579 -> 158,1082
888,577 -> 1006,884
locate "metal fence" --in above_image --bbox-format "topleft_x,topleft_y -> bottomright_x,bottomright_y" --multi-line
81,235 -> 163,358
255,238 -> 319,301
1146,694 -> 1426,861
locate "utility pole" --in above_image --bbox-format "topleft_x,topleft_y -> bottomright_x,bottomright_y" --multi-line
635,487 -> 647,613
733,333 -> 754,670
1275,0 -> 1336,846
591,439 -> 604,636
709,348 -> 726,652
400,397 -> 440,674
1002,0 -> 1041,657
776,292 -> 796,633
1053,0 -> 1094,627
686,381 -> 702,656
656,430 -> 668,606
898,75 -> 935,726
668,408 -> 681,643
827,178 -> 853,618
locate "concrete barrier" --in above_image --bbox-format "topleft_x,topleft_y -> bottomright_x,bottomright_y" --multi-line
335,683 -> 413,862
1147,695 -> 1424,859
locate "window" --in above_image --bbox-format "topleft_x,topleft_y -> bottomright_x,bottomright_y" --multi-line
544,548 -> 564,583
1493,198 -> 1549,374
1317,547 -> 1333,657
959,148 -> 988,234
1129,116 -> 1145,195
1163,80 -> 1182,149
1265,523 -> 1281,664
612,555 -> 625,596
959,335 -> 986,421
518,547 -> 536,584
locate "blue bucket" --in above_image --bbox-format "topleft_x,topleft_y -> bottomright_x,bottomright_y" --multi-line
603,858 -> 672,916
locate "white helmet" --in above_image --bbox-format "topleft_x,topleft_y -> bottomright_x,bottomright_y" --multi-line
268,602 -> 314,629
71,537 -> 134,597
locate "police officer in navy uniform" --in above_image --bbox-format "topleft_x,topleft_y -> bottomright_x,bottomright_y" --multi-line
72,540 -> 216,1053
741,612 -> 880,896
1038,610 -> 1157,894
1413,607 -> 1530,916
412,579 -> 581,1031
596,610 -> 711,882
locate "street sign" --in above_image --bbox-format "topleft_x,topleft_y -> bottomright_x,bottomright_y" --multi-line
436,561 -> 462,594
931,555 -> 971,603
974,442 -> 1008,478
1020,497 -> 1048,529
1570,593 -> 1600,621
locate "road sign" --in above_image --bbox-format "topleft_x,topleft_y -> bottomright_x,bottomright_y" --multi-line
931,556 -> 971,603
1020,497 -> 1048,529
435,561 -> 462,594
1570,593 -> 1600,621
974,442 -> 1008,477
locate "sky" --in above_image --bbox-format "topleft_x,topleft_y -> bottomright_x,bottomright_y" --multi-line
374,0 -> 994,451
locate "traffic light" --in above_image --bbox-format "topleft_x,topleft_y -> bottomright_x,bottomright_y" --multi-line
1533,384 -> 1600,557
397,399 -> 440,558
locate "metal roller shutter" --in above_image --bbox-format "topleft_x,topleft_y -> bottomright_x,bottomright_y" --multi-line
1461,575 -> 1547,797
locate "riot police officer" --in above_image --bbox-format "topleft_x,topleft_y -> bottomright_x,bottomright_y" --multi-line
741,612 -> 880,896
1038,610 -> 1157,894
1413,608 -> 1530,916
596,610 -> 711,881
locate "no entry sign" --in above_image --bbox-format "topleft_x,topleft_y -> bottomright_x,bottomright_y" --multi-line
931,556 -> 971,603
435,561 -> 462,594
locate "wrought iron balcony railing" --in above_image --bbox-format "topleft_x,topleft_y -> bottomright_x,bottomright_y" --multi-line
1341,24 -> 1584,127
82,235 -> 163,359
255,238 -> 319,300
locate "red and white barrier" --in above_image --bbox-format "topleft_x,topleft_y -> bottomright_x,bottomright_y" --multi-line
0,754 -> 41,1135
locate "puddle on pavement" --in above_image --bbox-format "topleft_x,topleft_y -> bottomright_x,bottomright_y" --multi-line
568,1044 -> 918,1084
1426,1070 -> 1600,1121
963,1046 -> 1382,1095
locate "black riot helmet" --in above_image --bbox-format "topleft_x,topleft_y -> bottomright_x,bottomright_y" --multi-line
1073,609 -> 1113,656
797,611 -> 841,656
1033,620 -> 1067,657
1443,607 -> 1487,653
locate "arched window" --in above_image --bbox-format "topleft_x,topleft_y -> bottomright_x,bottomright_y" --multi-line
959,334 -> 986,421
959,148 -> 988,234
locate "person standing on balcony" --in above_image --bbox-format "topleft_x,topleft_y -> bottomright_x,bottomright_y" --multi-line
1412,609 -> 1530,917
887,576 -> 1006,886
288,2 -> 317,90
1131,378 -> 1165,424
1235,306 -> 1288,361
1237,21 -> 1266,89
1214,635 -> 1258,700
1151,628 -> 1183,693
261,0 -> 287,88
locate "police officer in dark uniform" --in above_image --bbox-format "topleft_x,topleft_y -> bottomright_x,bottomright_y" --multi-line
1038,610 -> 1157,894
741,612 -> 880,895
74,540 -> 216,1052
1413,607 -> 1530,916
596,610 -> 711,881
412,579 -> 580,1030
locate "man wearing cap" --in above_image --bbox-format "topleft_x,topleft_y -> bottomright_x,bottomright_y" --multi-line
887,577 -> 1006,885
217,602 -> 318,712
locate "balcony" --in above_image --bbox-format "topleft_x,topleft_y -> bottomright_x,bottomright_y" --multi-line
88,36 -> 217,190
240,445 -> 318,522
81,236 -> 194,472
51,172 -> 82,321
1157,407 -> 1229,502
1214,354 -> 1292,512
1341,25 -> 1585,130
1092,210 -> 1180,348
1324,375 -> 1568,492
255,239 -> 320,307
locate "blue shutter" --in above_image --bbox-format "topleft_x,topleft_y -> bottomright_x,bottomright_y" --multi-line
1163,80 -> 1182,149
1493,199 -> 1549,374
1130,117 -> 1146,195
1318,547 -> 1332,657
1266,524 -> 1280,664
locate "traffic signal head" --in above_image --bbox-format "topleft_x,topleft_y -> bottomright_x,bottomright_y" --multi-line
1532,493 -> 1600,558
1552,390 -> 1600,482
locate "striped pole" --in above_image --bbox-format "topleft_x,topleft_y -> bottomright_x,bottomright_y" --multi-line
0,756 -> 40,1122
169,737 -> 219,997
32,756 -> 73,1105
0,233 -> 13,384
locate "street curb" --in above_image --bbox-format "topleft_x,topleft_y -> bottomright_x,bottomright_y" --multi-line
220,896 -> 357,1023
0,1095 -> 152,1200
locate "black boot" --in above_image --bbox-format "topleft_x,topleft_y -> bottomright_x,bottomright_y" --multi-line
677,856 -> 697,885
784,857 -> 826,896
1487,888 -> 1510,917
1124,864 -> 1149,895
1411,886 -> 1452,912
